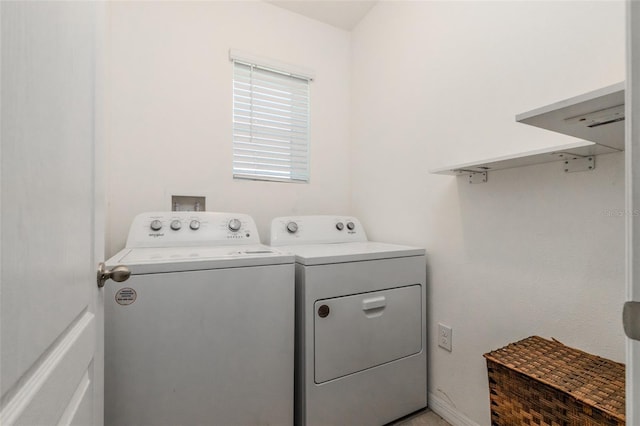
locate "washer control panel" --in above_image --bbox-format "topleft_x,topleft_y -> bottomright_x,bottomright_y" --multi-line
270,215 -> 367,246
126,212 -> 260,248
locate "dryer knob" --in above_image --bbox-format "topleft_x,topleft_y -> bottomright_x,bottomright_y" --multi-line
286,221 -> 298,234
150,220 -> 163,231
336,222 -> 344,231
228,218 -> 242,232
346,221 -> 355,230
170,220 -> 182,231
189,220 -> 200,230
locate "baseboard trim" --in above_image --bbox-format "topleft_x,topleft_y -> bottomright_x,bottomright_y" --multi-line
428,392 -> 481,426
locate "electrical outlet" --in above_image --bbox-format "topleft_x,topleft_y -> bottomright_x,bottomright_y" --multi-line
438,323 -> 452,352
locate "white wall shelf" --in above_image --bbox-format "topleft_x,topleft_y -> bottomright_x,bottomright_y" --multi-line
429,141 -> 619,182
430,83 -> 624,182
516,82 -> 624,151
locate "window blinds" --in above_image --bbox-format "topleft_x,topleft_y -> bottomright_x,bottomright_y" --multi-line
232,60 -> 311,183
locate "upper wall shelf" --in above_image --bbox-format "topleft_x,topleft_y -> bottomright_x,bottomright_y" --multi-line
516,82 -> 625,151
430,82 -> 625,182
429,141 -> 618,181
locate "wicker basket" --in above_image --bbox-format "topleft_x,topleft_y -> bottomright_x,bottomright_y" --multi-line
484,336 -> 625,426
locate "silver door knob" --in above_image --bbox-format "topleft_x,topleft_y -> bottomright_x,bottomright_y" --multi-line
97,262 -> 131,288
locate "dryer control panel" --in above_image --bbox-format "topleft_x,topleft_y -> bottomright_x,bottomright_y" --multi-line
126,212 -> 261,248
270,215 -> 368,246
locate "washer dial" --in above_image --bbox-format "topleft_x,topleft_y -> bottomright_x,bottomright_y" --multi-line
189,220 -> 200,230
286,221 -> 299,234
336,222 -> 344,231
170,220 -> 182,231
150,220 -> 163,231
346,221 -> 355,230
228,218 -> 242,232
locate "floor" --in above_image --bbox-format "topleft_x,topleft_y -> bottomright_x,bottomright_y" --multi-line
390,409 -> 452,426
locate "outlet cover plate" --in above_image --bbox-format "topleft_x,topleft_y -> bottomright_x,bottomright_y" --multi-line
438,323 -> 452,352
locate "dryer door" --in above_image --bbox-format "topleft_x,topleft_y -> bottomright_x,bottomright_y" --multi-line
314,284 -> 422,383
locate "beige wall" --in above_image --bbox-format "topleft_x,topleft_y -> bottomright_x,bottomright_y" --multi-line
105,0 -> 351,255
350,1 -> 626,424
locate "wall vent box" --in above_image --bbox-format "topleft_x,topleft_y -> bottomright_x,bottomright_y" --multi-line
172,196 -> 205,211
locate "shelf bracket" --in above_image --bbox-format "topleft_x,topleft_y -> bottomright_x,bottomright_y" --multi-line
562,155 -> 595,173
456,170 -> 488,184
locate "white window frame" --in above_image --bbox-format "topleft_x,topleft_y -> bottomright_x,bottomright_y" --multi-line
230,50 -> 314,183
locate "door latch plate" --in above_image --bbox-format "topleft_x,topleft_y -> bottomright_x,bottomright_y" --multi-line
623,301 -> 640,341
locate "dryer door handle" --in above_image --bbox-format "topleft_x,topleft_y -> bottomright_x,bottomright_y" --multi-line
362,296 -> 386,311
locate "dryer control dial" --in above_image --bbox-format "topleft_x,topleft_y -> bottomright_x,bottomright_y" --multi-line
189,220 -> 200,230
336,222 -> 344,231
170,220 -> 182,231
346,221 -> 355,230
228,218 -> 242,232
286,221 -> 299,234
150,220 -> 163,231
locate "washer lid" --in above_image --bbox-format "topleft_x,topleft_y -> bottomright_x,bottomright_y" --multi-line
106,244 -> 294,274
276,241 -> 425,265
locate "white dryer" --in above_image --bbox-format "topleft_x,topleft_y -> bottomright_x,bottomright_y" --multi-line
104,212 -> 294,426
270,215 -> 427,426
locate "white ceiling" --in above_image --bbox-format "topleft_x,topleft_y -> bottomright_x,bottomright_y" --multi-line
267,1 -> 378,31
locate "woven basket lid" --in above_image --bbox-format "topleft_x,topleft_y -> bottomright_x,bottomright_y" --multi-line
484,335 -> 625,421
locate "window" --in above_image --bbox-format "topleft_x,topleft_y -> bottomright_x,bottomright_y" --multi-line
231,51 -> 312,183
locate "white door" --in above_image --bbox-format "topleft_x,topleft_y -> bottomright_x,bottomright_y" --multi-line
1,2 -> 106,425
627,1 -> 640,424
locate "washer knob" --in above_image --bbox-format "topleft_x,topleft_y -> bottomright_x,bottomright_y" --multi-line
346,221 -> 355,230
336,222 -> 344,231
170,220 -> 182,231
189,220 -> 200,230
150,220 -> 163,231
228,218 -> 242,232
286,221 -> 299,234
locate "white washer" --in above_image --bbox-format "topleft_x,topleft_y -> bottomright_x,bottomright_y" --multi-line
105,212 -> 294,426
270,215 -> 427,426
